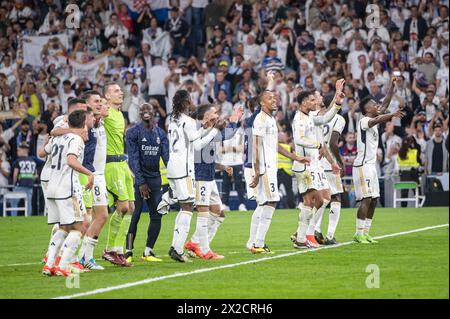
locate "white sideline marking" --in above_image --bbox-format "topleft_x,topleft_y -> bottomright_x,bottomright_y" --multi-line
0,262 -> 41,267
54,223 -> 448,299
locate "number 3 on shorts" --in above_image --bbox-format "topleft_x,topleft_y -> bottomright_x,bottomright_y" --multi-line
270,183 -> 275,193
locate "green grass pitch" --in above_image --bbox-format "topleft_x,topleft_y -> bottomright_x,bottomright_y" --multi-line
0,207 -> 448,299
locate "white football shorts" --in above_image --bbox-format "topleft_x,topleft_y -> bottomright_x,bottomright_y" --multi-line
256,169 -> 280,205
352,164 -> 380,201
168,175 -> 195,204
195,180 -> 222,206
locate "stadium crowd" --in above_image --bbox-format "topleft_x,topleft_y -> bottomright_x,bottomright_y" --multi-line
0,0 -> 449,215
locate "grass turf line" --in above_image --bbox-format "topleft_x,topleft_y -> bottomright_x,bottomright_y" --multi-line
0,207 -> 448,299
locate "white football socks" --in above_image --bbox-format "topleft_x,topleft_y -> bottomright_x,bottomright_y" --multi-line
79,236 -> 98,261
254,205 -> 275,248
59,231 -> 82,269
356,218 -> 366,235
247,205 -> 262,249
144,247 -> 153,256
296,204 -> 313,243
195,212 -> 210,254
364,218 -> 373,235
208,213 -> 224,244
327,202 -> 341,239
172,211 -> 192,255
306,207 -> 318,236
46,229 -> 67,268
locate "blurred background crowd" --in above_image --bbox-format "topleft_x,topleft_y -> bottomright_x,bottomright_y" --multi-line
0,0 -> 449,214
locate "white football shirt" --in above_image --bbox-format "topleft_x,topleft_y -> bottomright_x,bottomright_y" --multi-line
292,111 -> 320,172
252,111 -> 278,174
40,116 -> 69,182
45,133 -> 85,199
167,113 -> 210,179
321,114 -> 345,171
353,116 -> 379,167
92,123 -> 107,175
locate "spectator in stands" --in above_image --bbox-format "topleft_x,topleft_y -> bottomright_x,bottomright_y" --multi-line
147,56 -> 169,113
217,125 -> 246,212
214,70 -> 232,101
341,132 -> 357,176
10,142 -> 41,216
0,148 -> 11,214
425,123 -> 448,174
164,6 -> 190,58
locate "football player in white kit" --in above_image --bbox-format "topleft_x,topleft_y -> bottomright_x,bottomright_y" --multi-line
312,94 -> 347,245
291,80 -> 344,249
185,103 -> 242,260
166,89 -> 221,262
41,98 -> 88,267
77,92 -> 109,270
353,80 -> 405,244
42,110 -> 94,276
248,72 -> 310,254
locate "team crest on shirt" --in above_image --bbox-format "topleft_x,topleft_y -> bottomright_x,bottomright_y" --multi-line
156,137 -> 160,144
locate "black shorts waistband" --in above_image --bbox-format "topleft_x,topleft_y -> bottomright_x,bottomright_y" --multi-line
106,155 -> 127,163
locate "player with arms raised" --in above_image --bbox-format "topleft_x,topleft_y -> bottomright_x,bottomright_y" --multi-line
353,78 -> 404,244
291,80 -> 344,249
313,94 -> 346,245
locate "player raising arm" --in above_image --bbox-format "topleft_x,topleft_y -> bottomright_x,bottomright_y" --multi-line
291,83 -> 344,249
352,96 -> 405,244
314,94 -> 346,245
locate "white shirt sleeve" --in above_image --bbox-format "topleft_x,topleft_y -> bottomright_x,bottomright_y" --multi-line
67,136 -> 84,158
360,117 -> 371,131
252,115 -> 265,137
333,115 -> 346,135
44,138 -> 53,154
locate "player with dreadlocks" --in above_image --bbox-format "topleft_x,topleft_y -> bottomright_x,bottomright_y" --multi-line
161,89 -> 222,262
